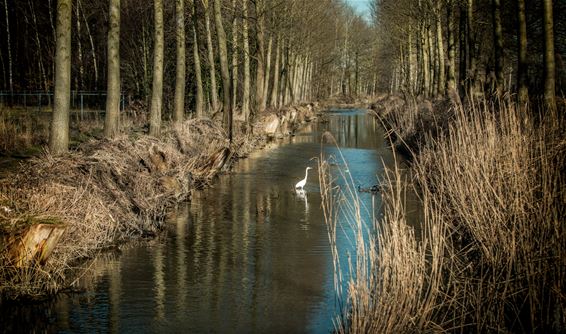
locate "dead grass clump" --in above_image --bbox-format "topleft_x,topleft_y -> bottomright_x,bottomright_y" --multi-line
1,118 -> 233,300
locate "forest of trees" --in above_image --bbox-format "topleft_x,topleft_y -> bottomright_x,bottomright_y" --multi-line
0,0 -> 377,153
370,0 -> 566,110
0,0 -> 564,154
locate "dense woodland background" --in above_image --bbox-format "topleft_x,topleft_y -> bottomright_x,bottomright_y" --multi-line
0,0 -> 565,152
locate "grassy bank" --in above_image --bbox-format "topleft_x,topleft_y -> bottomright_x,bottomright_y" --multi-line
322,96 -> 565,332
0,103 -> 318,301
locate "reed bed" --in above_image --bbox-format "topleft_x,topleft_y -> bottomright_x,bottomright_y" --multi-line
322,98 -> 565,333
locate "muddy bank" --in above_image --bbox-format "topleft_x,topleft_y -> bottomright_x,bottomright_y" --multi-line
0,103 -> 320,301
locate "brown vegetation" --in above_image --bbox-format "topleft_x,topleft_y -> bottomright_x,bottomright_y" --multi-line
322,97 -> 566,333
0,103 -> 318,301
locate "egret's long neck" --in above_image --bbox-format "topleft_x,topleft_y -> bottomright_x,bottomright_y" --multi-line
304,168 -> 310,180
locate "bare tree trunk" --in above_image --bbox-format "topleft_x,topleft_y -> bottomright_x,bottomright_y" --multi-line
436,3 -> 445,97
262,34 -> 272,108
104,0 -> 121,137
173,0 -> 186,123
3,0 -> 13,94
543,0 -> 556,111
231,0 -> 238,111
466,0 -> 476,96
446,0 -> 457,94
242,0 -> 251,120
408,30 -> 415,95
142,25 -> 150,101
29,0 -> 49,93
203,0 -> 219,113
279,44 -> 287,107
191,0 -> 204,117
422,24 -> 430,97
427,25 -> 435,97
517,0 -> 528,108
254,0 -> 265,113
80,1 -> 98,88
213,0 -> 232,142
0,42 -> 5,90
270,34 -> 281,108
50,0 -> 72,154
149,0 -> 164,137
76,0 -> 84,90
492,0 -> 504,95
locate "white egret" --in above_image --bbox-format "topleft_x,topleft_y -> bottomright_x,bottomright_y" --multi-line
295,167 -> 312,190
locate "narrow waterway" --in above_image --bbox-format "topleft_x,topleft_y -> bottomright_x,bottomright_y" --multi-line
4,109 -> 421,333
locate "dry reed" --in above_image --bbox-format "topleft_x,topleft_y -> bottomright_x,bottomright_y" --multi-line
323,97 -> 565,333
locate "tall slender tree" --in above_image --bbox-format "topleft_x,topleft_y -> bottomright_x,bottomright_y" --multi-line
231,0 -> 239,111
543,0 -> 556,111
446,0 -> 457,94
213,0 -> 232,142
3,0 -> 13,94
50,0 -> 72,154
517,0 -> 528,108
173,0 -> 186,123
203,0 -> 219,113
104,0 -> 121,137
242,0 -> 251,120
491,0 -> 504,95
149,0 -> 164,137
254,0 -> 266,113
191,0 -> 204,117
270,34 -> 281,108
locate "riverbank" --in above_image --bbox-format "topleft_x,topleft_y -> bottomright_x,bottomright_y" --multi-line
0,103 -> 320,301
329,95 -> 566,332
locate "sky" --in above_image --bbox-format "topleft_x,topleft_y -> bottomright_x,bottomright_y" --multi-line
344,0 -> 372,18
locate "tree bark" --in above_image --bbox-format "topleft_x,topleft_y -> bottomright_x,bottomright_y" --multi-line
29,0 -> 49,93
173,0 -> 186,123
104,0 -> 121,137
446,0 -> 457,94
543,0 -> 556,111
50,0 -> 72,154
422,24 -> 430,97
270,34 -> 281,108
80,1 -> 98,88
231,0 -> 238,111
517,0 -> 528,108
436,3 -> 445,97
3,0 -> 13,94
191,0 -> 204,117
149,0 -> 164,137
213,0 -> 232,142
262,34 -> 272,108
492,0 -> 504,95
75,0 -> 84,90
466,0 -> 476,95
254,0 -> 265,113
242,0 -> 251,120
203,0 -> 219,113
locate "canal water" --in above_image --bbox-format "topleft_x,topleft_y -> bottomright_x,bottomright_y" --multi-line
4,109 -> 421,333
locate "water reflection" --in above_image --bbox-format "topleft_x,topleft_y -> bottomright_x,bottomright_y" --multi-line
2,109 -> 422,334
